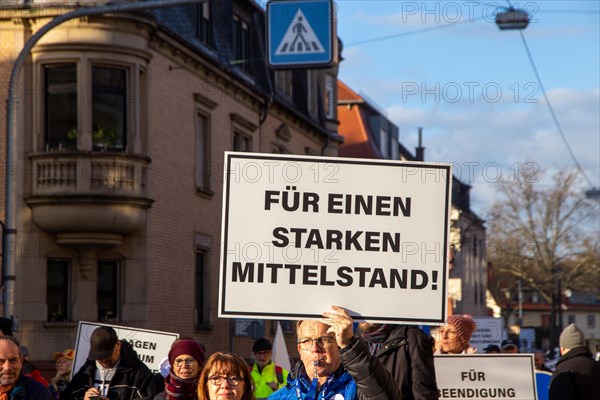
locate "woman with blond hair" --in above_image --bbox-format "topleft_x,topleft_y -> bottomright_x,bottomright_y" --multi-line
197,352 -> 255,400
50,349 -> 74,399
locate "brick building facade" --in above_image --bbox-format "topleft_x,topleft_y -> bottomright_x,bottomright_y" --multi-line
0,0 -> 340,362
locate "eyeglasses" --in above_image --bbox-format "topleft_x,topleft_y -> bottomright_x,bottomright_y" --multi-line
297,335 -> 335,350
208,375 -> 242,386
174,358 -> 197,367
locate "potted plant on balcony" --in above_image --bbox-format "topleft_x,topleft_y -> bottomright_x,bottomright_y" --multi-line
92,126 -> 118,151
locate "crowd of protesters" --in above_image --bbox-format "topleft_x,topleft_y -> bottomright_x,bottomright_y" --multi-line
1,312 -> 598,400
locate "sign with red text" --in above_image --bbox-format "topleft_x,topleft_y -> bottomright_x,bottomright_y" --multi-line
71,322 -> 179,378
434,354 -> 537,400
219,152 -> 452,323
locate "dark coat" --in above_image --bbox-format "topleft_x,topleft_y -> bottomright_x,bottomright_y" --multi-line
340,325 -> 439,400
8,374 -> 53,400
152,392 -> 166,400
549,346 -> 600,400
61,340 -> 162,400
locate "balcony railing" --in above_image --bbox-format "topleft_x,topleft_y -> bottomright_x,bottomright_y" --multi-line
26,152 -> 153,241
30,152 -> 149,197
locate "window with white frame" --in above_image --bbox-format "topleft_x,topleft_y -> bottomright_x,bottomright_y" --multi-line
44,64 -> 127,151
194,93 -> 217,194
379,127 -> 388,158
92,66 -> 127,151
391,135 -> 399,160
231,113 -> 256,152
324,73 -> 336,120
45,64 -> 78,150
192,2 -> 213,47
39,52 -> 144,153
233,132 -> 251,152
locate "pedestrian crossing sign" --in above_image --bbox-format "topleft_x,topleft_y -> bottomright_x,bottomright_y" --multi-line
267,0 -> 337,68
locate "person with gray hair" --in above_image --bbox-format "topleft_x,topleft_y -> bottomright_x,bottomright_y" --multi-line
548,323 -> 600,400
0,336 -> 52,399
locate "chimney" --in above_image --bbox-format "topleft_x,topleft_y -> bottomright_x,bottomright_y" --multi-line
415,127 -> 425,161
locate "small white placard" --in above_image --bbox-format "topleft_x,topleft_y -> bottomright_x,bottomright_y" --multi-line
434,354 -> 537,400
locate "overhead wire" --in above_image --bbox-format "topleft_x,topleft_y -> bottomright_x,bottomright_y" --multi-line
517,30 -> 597,189
342,2 -> 599,188
345,15 -> 486,47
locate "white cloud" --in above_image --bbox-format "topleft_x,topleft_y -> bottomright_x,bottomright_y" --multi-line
384,87 -> 599,216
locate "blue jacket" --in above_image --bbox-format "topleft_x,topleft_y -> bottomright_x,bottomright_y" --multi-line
268,364 -> 356,400
9,374 -> 53,400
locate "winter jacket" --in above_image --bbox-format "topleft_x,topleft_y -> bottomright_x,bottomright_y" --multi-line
21,359 -> 50,387
7,374 -> 53,400
549,346 -> 600,400
61,340 -> 162,400
268,364 -> 356,400
340,325 -> 439,400
49,377 -> 69,400
252,361 -> 289,399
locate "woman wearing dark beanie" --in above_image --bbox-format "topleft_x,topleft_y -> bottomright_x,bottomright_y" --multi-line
154,339 -> 206,400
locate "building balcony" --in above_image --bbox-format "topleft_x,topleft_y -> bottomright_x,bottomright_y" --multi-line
26,152 -> 153,248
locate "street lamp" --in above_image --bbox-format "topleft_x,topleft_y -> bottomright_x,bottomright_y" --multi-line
585,187 -> 600,200
495,7 -> 530,30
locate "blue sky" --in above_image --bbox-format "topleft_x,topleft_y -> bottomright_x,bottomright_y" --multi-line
333,0 -> 600,215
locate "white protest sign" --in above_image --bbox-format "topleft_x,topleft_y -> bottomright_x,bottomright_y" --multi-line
72,322 -> 179,377
471,317 -> 503,352
434,354 -> 537,400
220,152 -> 452,323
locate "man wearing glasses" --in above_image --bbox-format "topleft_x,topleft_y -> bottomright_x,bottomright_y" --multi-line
62,326 -> 162,400
251,338 -> 289,399
268,319 -> 357,399
268,312 -> 395,400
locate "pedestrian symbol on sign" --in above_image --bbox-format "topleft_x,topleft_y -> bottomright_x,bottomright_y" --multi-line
275,9 -> 325,55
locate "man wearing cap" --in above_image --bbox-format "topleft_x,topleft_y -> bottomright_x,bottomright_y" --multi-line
251,338 -> 289,400
61,326 -> 162,400
0,335 -> 53,399
549,323 -> 600,400
50,349 -> 74,399
500,339 -> 519,353
483,344 -> 500,354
